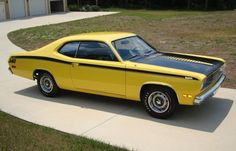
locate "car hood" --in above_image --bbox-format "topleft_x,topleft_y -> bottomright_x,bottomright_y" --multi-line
131,52 -> 224,76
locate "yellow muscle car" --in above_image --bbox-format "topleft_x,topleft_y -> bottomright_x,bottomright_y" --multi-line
8,32 -> 226,118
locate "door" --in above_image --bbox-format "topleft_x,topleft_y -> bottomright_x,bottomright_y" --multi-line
71,41 -> 126,96
50,0 -> 64,13
0,2 -> 6,21
29,0 -> 47,16
9,0 -> 26,19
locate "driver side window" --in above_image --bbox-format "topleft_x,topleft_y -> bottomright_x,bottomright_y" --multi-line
76,41 -> 118,61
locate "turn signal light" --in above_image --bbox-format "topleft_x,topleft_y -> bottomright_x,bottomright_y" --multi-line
183,94 -> 192,98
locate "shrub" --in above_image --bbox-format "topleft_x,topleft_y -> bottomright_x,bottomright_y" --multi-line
91,5 -> 101,11
68,4 -> 79,11
80,5 -> 101,12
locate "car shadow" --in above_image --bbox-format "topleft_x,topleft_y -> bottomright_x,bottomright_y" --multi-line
15,85 -> 233,133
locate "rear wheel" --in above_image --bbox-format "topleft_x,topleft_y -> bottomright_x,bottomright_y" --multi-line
141,86 -> 178,119
37,72 -> 59,97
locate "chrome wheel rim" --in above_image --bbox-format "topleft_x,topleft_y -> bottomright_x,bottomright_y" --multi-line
147,91 -> 170,113
40,75 -> 53,93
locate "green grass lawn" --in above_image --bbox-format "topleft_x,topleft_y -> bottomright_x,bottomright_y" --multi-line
110,8 -> 209,19
0,111 -> 128,151
8,9 -> 236,88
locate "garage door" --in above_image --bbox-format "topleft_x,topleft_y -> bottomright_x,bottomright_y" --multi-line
50,0 -> 64,13
0,2 -> 6,21
9,0 -> 26,19
29,0 -> 47,16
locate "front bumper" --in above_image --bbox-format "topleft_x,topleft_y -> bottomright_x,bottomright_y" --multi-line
8,67 -> 13,74
194,74 -> 226,105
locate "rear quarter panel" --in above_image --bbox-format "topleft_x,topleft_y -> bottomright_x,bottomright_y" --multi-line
9,53 -> 74,91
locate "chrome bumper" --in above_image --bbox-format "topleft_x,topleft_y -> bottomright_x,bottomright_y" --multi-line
8,67 -> 13,74
194,74 -> 226,105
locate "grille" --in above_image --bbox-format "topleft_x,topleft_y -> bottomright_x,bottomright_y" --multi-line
203,69 -> 223,89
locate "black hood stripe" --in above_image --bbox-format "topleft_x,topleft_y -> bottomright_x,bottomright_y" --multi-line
132,52 -> 223,76
163,52 -> 220,64
13,56 -> 198,80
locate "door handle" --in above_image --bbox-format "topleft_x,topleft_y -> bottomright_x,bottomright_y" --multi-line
72,63 -> 79,67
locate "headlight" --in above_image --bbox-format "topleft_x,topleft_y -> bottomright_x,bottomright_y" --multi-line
220,64 -> 226,74
201,77 -> 207,90
8,56 -> 16,63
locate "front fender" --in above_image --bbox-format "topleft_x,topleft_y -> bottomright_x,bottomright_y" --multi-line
140,81 -> 179,103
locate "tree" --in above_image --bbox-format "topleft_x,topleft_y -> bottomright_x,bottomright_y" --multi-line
187,0 -> 191,9
205,0 -> 208,10
76,0 -> 80,6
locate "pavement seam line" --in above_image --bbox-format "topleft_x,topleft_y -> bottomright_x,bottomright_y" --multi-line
81,106 -> 133,135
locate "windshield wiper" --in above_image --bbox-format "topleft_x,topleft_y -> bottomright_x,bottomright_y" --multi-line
126,54 -> 141,61
144,50 -> 156,56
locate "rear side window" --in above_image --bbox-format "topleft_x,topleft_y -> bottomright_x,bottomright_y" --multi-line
76,41 -> 118,61
59,42 -> 80,58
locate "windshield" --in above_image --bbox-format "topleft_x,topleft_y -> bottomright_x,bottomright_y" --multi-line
112,36 -> 157,61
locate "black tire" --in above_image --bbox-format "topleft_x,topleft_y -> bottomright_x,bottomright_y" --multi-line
37,72 -> 59,97
141,86 -> 178,119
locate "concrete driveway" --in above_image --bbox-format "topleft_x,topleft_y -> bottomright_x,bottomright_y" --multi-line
0,12 -> 236,151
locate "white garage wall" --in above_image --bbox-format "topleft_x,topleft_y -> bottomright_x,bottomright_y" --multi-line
29,0 -> 47,16
5,0 -> 66,20
0,2 -> 6,21
8,0 -> 26,19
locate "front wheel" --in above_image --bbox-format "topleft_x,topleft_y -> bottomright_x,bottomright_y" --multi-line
37,72 -> 59,97
142,87 -> 178,119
